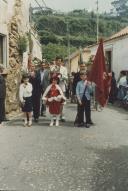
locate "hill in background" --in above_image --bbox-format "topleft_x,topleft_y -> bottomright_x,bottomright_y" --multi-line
32,9 -> 128,61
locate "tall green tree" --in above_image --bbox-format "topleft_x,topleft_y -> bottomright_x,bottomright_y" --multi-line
111,0 -> 128,16
42,43 -> 76,61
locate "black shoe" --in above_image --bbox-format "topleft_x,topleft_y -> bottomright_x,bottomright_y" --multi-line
85,123 -> 90,128
88,121 -> 95,126
34,118 -> 38,123
77,122 -> 84,127
61,118 -> 66,122
41,112 -> 46,117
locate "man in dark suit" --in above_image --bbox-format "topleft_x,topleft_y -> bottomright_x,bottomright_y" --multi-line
72,63 -> 87,97
0,65 -> 6,127
30,61 -> 50,122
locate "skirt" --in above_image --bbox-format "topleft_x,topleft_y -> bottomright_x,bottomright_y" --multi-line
48,101 -> 62,115
22,97 -> 32,112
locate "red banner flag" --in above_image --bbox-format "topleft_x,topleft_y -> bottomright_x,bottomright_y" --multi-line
88,39 -> 111,107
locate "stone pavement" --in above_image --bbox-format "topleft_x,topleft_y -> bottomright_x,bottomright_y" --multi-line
0,103 -> 128,191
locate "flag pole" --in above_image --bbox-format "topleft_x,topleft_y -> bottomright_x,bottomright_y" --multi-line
96,0 -> 99,43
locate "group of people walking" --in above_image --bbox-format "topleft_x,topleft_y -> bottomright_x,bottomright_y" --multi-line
2,57 -> 127,129
0,59 -> 95,128
19,57 -> 68,127
19,59 -> 95,128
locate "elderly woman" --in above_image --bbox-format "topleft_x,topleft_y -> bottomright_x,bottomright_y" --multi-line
0,64 -> 6,127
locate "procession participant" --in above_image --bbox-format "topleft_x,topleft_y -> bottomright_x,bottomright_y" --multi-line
75,71 -> 93,128
32,61 -> 50,122
55,56 -> 68,122
42,76 -> 66,127
19,74 -> 33,127
108,71 -> 117,104
0,64 -> 6,127
29,64 -> 40,121
39,60 -> 50,117
72,62 -> 87,98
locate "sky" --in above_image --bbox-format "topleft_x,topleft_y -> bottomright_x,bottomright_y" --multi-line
31,0 -> 113,13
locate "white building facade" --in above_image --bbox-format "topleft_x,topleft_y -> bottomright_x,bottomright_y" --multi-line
0,0 -> 8,67
88,27 -> 128,79
0,0 -> 42,113
0,0 -> 42,67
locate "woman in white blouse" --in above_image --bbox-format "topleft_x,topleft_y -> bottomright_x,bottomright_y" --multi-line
19,74 -> 33,127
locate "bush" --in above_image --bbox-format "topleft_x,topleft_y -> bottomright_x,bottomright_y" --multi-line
18,35 -> 28,55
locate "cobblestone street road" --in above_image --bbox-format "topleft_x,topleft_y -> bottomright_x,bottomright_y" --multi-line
0,103 -> 128,191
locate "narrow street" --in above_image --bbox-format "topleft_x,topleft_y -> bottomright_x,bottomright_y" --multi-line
0,103 -> 128,191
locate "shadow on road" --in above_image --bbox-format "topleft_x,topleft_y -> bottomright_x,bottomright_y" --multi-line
91,145 -> 128,191
7,117 -> 75,128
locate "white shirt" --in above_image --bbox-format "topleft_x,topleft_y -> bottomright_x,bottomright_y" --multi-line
40,70 -> 45,83
117,76 -> 127,88
59,66 -> 68,92
19,82 -> 32,102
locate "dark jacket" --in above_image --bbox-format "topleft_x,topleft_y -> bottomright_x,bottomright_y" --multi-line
72,72 -> 81,95
0,75 -> 6,99
30,69 -> 50,97
36,69 -> 50,94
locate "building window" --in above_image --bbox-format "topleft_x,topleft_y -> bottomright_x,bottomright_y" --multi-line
0,35 -> 3,65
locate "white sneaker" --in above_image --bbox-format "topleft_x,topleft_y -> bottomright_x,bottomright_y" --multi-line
49,121 -> 54,126
55,120 -> 59,126
24,120 -> 28,126
28,121 -> 32,127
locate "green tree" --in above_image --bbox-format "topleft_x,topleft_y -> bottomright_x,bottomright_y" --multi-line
111,0 -> 128,16
32,8 -> 128,60
42,43 -> 76,61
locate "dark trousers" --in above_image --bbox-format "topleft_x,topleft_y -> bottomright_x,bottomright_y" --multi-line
0,98 -> 5,123
41,103 -> 46,114
32,95 -> 40,119
77,97 -> 91,124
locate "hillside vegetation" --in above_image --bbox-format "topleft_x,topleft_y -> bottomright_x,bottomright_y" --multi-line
33,9 -> 128,61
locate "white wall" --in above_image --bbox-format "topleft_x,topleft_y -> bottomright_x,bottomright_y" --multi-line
89,37 -> 128,79
7,0 -> 15,21
0,0 -> 42,65
18,0 -> 30,33
31,31 -> 42,60
110,38 -> 128,78
0,0 -> 8,66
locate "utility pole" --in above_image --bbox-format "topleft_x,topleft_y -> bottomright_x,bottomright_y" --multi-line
67,20 -> 71,74
96,0 -> 99,43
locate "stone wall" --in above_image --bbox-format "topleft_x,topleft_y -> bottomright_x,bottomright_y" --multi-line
6,0 -> 23,113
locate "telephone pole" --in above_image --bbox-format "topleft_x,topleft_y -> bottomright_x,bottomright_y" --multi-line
67,20 -> 71,73
96,0 -> 99,43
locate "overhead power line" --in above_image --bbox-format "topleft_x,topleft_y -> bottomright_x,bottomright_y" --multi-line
41,0 -> 47,8
34,0 -> 44,14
